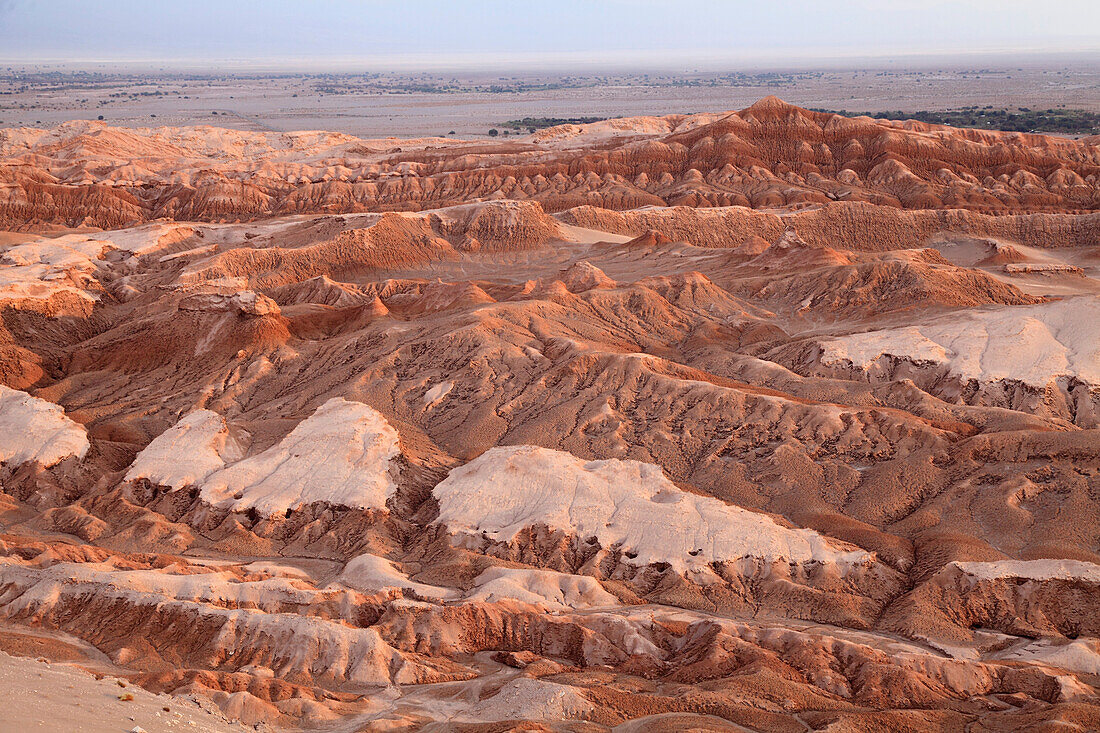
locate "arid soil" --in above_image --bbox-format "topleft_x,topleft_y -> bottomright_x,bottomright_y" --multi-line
3,61 -> 1098,137
1,98 -> 1099,731
0,649 -> 250,732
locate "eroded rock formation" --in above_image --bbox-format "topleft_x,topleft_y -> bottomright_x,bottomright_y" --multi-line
1,101 -> 1099,731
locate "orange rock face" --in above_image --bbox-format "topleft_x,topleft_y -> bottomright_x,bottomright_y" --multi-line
3,97 -> 1099,230
1,100 -> 1099,731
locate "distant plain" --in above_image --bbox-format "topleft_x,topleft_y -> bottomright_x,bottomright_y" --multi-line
2,60 -> 1098,137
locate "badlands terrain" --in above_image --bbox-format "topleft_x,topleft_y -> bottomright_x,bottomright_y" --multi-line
0,97 -> 1099,731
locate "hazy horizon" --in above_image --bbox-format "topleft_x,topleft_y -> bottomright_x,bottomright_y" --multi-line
1,0 -> 1098,71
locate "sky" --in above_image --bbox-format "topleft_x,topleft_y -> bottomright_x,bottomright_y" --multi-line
1,0 -> 1097,69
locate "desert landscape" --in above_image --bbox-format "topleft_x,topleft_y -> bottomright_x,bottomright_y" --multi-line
3,60 -> 1099,138
0,89 -> 1098,731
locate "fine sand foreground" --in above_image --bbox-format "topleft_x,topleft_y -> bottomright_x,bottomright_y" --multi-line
0,651 -> 249,732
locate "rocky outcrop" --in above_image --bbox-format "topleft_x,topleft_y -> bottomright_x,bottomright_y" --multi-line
3,99 -> 1098,229
785,296 -> 1100,425
0,386 -> 88,468
883,560 -> 1100,651
559,201 -> 1100,252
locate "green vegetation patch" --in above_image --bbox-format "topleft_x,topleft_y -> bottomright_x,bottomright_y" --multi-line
500,117 -> 613,132
810,107 -> 1100,135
